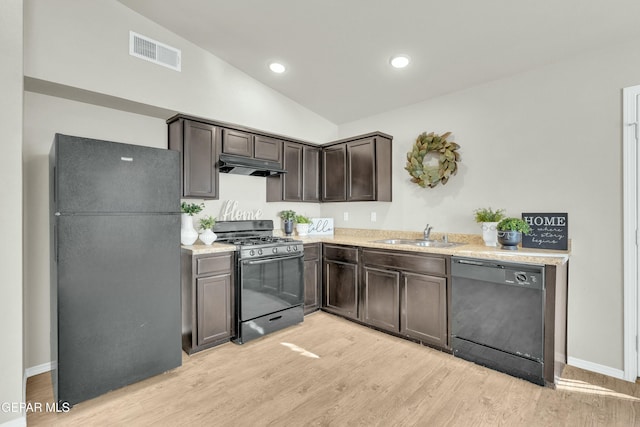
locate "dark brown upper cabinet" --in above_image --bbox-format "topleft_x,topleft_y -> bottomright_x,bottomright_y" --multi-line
322,132 -> 392,202
222,129 -> 283,165
221,129 -> 253,157
302,145 -> 321,201
254,135 -> 282,163
266,142 -> 320,202
167,114 -> 391,203
168,118 -> 219,199
322,144 -> 347,201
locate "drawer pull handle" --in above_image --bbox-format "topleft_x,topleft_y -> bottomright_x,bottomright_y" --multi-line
269,315 -> 283,322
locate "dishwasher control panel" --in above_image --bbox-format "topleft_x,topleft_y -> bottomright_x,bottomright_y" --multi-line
505,269 -> 543,287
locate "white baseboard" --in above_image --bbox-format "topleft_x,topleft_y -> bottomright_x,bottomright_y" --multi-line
567,356 -> 626,380
0,416 -> 26,427
24,362 -> 52,378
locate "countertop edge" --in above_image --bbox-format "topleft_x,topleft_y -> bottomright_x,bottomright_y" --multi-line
181,234 -> 570,265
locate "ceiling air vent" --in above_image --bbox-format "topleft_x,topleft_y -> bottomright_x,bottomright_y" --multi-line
129,31 -> 181,72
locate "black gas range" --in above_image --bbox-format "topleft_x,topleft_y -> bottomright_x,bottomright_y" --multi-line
213,220 -> 304,344
226,236 -> 303,260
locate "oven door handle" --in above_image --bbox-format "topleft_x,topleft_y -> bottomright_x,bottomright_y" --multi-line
243,253 -> 303,265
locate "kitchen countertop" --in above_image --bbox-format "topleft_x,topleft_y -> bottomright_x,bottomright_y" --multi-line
182,228 -> 570,265
181,242 -> 236,255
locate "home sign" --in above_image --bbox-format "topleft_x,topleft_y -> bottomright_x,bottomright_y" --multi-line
218,200 -> 263,221
521,212 -> 568,250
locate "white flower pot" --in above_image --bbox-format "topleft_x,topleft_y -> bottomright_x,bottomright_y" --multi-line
180,214 -> 199,245
296,223 -> 310,237
199,229 -> 217,245
481,222 -> 499,247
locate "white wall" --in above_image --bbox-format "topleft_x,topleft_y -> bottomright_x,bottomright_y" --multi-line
21,1 -> 333,371
1,1 -> 24,425
23,0 -> 336,143
328,41 -> 640,371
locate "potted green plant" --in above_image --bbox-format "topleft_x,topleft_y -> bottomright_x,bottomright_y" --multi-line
198,215 -> 217,245
294,214 -> 312,237
496,217 -> 531,250
473,207 -> 505,247
280,210 -> 296,236
180,202 -> 204,245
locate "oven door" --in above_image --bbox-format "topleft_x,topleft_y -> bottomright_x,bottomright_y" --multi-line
238,253 -> 304,321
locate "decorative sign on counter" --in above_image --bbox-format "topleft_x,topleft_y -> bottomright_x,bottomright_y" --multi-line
308,218 -> 334,236
521,213 -> 568,250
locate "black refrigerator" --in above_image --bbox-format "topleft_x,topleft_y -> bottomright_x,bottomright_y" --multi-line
50,133 -> 182,406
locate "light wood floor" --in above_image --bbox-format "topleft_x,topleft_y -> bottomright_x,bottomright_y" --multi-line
27,312 -> 640,426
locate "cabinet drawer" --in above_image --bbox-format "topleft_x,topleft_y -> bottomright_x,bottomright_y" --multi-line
196,253 -> 233,276
303,243 -> 319,261
363,249 -> 446,276
323,245 -> 358,263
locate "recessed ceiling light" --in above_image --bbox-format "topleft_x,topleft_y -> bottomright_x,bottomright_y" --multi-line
269,62 -> 286,73
390,55 -> 410,69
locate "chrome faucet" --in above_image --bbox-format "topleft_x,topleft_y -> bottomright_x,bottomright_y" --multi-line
424,224 -> 433,240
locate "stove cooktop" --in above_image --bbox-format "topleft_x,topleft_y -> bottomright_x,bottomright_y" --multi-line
223,236 -> 298,246
212,220 -> 303,259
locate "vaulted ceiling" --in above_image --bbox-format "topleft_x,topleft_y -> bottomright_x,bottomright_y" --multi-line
118,0 -> 640,124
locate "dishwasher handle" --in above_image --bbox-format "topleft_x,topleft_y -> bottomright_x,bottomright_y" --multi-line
456,258 -> 505,268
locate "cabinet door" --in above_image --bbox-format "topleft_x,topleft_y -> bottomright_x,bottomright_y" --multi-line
283,142 -> 303,201
197,273 -> 232,346
323,260 -> 358,319
347,138 -> 376,201
363,267 -> 400,333
400,272 -> 447,348
221,128 -> 253,157
322,144 -> 347,201
304,258 -> 320,314
303,146 -> 320,202
184,120 -> 218,199
254,135 -> 282,163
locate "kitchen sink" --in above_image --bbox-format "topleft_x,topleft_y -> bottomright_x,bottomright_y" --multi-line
371,239 -> 419,245
371,238 -> 465,248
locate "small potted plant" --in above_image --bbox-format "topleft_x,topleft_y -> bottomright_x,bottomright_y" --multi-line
474,207 -> 506,247
496,217 -> 531,250
294,214 -> 312,237
198,215 -> 217,245
180,202 -> 204,245
280,210 -> 296,236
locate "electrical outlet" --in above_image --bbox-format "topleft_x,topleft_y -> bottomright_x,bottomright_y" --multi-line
371,212 -> 377,222
343,212 -> 349,221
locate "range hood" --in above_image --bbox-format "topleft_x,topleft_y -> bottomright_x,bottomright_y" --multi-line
218,153 -> 286,177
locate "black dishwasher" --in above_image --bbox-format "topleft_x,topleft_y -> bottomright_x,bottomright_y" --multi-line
451,257 -> 545,385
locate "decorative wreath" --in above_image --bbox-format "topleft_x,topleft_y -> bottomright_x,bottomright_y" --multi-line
405,131 -> 461,188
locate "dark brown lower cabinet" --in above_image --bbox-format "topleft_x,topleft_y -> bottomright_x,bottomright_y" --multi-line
322,245 -> 359,320
363,266 -> 400,332
181,250 -> 234,354
197,274 -> 232,346
400,272 -> 447,348
361,248 -> 449,350
303,243 -> 321,314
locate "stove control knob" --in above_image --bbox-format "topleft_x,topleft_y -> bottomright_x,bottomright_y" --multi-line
258,249 -> 263,255
287,246 -> 292,252
272,247 -> 278,254
293,245 -> 298,252
250,250 -> 255,256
